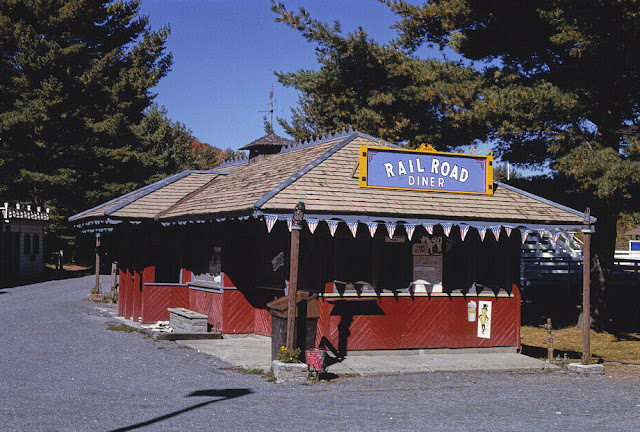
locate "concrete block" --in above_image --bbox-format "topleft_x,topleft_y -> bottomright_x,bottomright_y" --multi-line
168,308 -> 208,333
271,360 -> 308,383
567,362 -> 605,376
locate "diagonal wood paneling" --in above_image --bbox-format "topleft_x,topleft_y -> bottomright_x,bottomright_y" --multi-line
223,290 -> 255,334
189,289 -> 224,331
141,284 -> 189,323
118,269 -> 125,317
317,294 -> 520,351
254,308 -> 271,336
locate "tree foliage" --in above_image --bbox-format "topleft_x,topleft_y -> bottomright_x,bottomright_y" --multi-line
272,2 -> 488,149
386,0 -> 640,326
0,0 -> 173,242
386,0 -> 640,203
135,104 -> 236,174
273,1 -> 640,326
0,0 -> 234,252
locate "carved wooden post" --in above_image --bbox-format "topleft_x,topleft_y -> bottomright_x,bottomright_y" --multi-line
286,202 -> 305,350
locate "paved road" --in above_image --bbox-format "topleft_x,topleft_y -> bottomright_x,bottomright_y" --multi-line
1,276 -> 639,432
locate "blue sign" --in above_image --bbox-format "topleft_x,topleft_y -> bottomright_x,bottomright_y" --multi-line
630,240 -> 640,251
359,145 -> 493,195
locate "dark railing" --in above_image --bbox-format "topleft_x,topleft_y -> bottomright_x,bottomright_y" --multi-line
520,256 -> 640,288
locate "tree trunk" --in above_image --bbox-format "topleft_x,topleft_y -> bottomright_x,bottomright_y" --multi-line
590,205 -> 618,330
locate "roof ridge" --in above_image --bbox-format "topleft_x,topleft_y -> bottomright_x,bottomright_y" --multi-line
156,173 -> 222,220
219,153 -> 249,169
103,171 -> 196,217
278,126 -> 356,155
253,132 -> 361,209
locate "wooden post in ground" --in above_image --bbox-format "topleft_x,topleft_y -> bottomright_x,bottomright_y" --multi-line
286,202 -> 305,350
581,210 -> 593,364
546,317 -> 553,362
95,233 -> 101,293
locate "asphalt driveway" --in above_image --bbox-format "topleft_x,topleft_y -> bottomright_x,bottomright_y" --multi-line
1,276 -> 639,431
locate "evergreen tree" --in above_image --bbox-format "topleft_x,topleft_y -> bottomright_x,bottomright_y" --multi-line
135,104 -> 241,173
272,2 -> 489,149
0,0 -> 172,245
386,0 -> 640,327
273,1 -> 640,327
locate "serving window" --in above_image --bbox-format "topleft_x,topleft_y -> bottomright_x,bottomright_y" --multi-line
329,227 -> 517,295
332,230 -> 411,293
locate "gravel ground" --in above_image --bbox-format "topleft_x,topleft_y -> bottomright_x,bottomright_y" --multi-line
1,276 -> 639,432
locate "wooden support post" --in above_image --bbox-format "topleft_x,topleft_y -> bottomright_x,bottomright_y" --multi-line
95,233 -> 101,293
546,317 -> 553,362
286,202 -> 305,350
110,262 -> 118,301
581,211 -> 593,365
581,228 -> 592,364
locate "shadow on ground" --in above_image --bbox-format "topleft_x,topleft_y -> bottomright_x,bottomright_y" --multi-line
521,344 -> 602,362
1,266 -> 94,289
108,388 -> 253,432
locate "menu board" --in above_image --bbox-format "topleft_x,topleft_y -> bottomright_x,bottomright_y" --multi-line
412,253 -> 443,292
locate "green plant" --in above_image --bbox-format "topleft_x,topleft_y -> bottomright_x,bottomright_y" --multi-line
276,346 -> 303,363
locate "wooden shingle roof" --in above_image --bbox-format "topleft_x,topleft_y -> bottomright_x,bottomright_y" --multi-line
624,227 -> 640,236
71,130 -> 591,230
161,138 -> 342,219
260,136 -> 585,226
69,170 -> 223,222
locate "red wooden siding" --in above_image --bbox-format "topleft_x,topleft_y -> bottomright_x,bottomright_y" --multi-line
132,270 -> 142,322
124,268 -> 134,320
140,284 -> 189,323
118,269 -> 125,316
223,290 -> 255,333
254,308 -> 271,336
189,289 -> 224,332
316,292 -> 520,351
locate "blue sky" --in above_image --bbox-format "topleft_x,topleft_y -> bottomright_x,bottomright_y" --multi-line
139,0 -> 446,151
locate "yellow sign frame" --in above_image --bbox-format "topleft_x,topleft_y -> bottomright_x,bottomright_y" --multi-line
358,144 -> 494,195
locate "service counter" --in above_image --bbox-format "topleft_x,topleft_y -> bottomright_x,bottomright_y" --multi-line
316,287 -> 521,352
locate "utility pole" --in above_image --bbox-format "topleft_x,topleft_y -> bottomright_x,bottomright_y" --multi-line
581,208 -> 593,364
286,202 -> 305,349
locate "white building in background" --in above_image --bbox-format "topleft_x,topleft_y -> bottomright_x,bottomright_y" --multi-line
1,203 -> 50,285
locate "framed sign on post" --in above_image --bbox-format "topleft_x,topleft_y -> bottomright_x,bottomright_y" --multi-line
359,144 -> 493,195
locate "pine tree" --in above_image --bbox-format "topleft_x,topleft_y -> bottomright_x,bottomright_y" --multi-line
273,1 -> 640,327
272,2 -> 489,149
386,0 -> 640,328
0,0 -> 172,245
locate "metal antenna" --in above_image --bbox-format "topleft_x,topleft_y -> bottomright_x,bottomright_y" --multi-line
258,84 -> 275,130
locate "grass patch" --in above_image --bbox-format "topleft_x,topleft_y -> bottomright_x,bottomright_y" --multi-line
229,366 -> 276,382
521,325 -> 640,374
107,323 -> 135,333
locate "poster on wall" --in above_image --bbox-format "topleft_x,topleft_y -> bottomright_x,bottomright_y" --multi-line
477,301 -> 492,338
412,236 -> 443,292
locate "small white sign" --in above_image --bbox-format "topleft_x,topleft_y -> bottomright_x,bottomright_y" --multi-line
477,301 -> 492,338
467,300 -> 477,322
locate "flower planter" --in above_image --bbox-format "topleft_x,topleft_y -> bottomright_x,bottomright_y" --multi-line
305,348 -> 326,372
